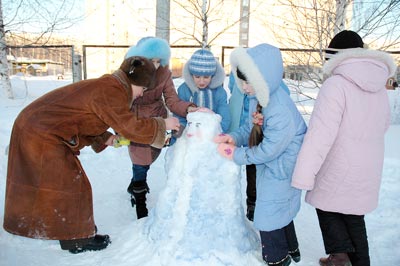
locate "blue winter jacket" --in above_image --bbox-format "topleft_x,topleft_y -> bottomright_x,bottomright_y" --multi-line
175,60 -> 231,133
229,44 -> 307,231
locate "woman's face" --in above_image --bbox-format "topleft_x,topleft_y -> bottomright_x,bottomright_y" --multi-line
151,58 -> 161,70
193,75 -> 212,89
242,80 -> 255,95
131,84 -> 148,99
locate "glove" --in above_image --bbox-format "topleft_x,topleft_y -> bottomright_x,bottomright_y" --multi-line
217,143 -> 235,160
213,133 -> 235,144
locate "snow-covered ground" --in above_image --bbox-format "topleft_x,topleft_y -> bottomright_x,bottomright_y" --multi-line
0,75 -> 399,266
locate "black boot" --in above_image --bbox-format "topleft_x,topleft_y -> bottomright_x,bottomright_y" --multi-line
59,234 -> 111,254
267,255 -> 291,266
128,180 -> 149,219
289,248 -> 301,263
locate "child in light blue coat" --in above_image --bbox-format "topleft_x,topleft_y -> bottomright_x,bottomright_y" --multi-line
215,43 -> 307,266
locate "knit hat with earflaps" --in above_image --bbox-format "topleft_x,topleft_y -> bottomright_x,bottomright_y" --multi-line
188,49 -> 217,76
325,30 -> 365,60
125,37 -> 171,67
119,56 -> 156,89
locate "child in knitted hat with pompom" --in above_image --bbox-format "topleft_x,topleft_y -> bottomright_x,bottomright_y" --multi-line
174,49 -> 231,138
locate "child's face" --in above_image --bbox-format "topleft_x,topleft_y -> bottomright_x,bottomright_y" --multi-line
131,84 -> 148,99
151,58 -> 161,70
242,80 -> 255,95
193,75 -> 212,89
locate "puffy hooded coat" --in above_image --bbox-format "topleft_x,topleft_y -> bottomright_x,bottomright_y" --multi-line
176,58 -> 231,133
229,44 -> 307,231
291,48 -> 396,215
3,62 -> 166,240
125,37 -> 193,165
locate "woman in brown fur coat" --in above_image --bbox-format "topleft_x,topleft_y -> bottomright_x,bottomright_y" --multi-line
3,56 -> 181,253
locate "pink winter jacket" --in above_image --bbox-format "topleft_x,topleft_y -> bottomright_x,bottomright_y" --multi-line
291,48 -> 397,215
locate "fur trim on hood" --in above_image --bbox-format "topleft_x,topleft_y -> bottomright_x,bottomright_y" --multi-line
323,48 -> 397,77
182,59 -> 226,94
230,44 -> 283,108
125,37 -> 171,67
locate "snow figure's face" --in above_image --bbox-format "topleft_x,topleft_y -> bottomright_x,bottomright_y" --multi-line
185,111 -> 222,142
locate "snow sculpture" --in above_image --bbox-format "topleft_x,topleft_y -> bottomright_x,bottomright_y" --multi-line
143,111 -> 260,264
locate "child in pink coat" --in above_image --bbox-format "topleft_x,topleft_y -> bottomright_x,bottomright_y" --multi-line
291,30 -> 397,266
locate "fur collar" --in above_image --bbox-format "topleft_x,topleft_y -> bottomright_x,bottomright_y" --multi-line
323,48 -> 397,77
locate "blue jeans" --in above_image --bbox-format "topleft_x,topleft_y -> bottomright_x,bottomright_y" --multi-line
131,164 -> 150,182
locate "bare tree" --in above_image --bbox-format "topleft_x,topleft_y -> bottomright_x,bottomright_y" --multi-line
0,0 -> 13,98
170,0 -> 244,48
261,0 -> 400,103
1,0 -> 84,98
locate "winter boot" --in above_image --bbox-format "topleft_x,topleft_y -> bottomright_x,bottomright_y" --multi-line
246,199 -> 255,221
128,180 -> 149,219
59,234 -> 111,254
289,248 -> 301,263
319,253 -> 352,266
266,255 -> 291,266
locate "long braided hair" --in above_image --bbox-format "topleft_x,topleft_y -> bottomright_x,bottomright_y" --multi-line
236,68 -> 264,147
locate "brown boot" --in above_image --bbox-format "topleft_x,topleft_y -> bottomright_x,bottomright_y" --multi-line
319,253 -> 352,266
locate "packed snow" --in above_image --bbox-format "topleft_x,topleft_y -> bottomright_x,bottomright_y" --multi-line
0,75 -> 399,266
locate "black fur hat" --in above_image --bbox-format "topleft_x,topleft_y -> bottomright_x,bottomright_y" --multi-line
119,56 -> 156,89
325,30 -> 365,60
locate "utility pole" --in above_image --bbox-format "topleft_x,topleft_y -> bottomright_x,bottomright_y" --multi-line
239,0 -> 250,47
156,0 -> 170,42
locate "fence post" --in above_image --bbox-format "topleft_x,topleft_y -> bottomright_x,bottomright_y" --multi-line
72,51 -> 82,83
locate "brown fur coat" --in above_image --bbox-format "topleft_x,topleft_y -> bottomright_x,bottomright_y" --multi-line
3,70 -> 165,240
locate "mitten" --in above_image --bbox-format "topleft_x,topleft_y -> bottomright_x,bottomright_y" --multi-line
217,143 -> 235,160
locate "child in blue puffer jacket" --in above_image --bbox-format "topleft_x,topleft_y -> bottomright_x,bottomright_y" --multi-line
215,43 -> 307,266
174,49 -> 231,138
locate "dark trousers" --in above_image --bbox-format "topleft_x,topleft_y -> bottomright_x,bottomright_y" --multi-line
246,164 -> 257,206
131,164 -> 150,182
316,209 -> 370,266
260,221 -> 299,263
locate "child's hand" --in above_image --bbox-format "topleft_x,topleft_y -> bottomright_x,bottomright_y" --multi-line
187,106 -> 200,113
105,135 -> 119,146
111,135 -> 130,148
217,143 -> 235,160
213,133 -> 235,145
164,117 -> 181,131
196,107 -> 214,113
252,112 -> 264,126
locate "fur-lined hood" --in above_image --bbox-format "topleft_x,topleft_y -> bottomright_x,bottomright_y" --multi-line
182,59 -> 226,94
230,44 -> 284,107
323,48 -> 397,93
